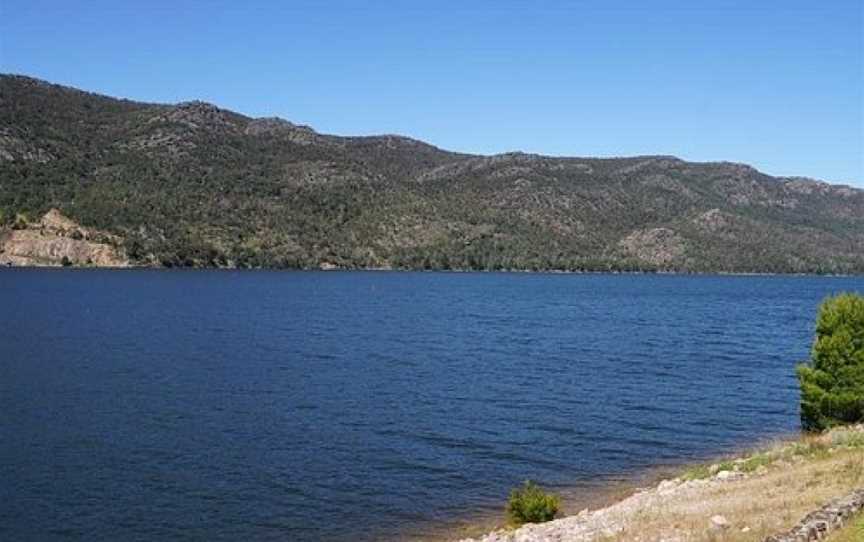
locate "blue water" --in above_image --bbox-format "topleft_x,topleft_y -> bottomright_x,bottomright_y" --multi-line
1,271 -> 861,541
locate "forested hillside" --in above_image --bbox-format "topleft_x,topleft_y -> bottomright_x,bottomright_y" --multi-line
1,74 -> 862,273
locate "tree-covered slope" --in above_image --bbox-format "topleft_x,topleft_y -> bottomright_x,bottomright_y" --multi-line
1,74 -> 862,273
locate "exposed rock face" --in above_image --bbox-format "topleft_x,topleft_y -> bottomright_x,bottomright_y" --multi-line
0,128 -> 53,163
152,101 -> 242,132
40,208 -> 83,233
244,117 -> 320,145
0,209 -> 128,267
693,208 -> 730,233
619,227 -> 686,266
125,101 -> 246,157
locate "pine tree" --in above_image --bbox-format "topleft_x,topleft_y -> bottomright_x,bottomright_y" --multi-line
798,294 -> 864,431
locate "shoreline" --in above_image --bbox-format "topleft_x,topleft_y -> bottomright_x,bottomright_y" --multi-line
430,471 -> 675,542
425,431 -> 805,541
449,426 -> 864,542
0,265 -> 860,278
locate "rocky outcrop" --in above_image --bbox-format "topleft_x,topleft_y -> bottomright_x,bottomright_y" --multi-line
244,117 -> 321,145
0,209 -> 128,267
692,208 -> 730,233
151,101 -> 242,132
619,227 -> 686,266
764,489 -> 864,542
0,127 -> 53,163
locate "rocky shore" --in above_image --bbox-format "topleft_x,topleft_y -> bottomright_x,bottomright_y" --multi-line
457,426 -> 864,542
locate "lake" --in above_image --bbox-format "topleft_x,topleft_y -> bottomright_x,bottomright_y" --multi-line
1,270 -> 861,541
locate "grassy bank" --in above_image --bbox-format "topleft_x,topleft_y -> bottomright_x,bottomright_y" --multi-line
601,427 -> 864,541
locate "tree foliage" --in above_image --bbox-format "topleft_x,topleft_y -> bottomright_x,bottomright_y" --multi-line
2,74 -> 864,273
506,481 -> 560,526
798,293 -> 864,431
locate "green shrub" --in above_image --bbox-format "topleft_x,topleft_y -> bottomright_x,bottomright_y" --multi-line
797,293 -> 864,432
716,460 -> 736,472
681,464 -> 713,481
506,480 -> 560,526
739,453 -> 772,473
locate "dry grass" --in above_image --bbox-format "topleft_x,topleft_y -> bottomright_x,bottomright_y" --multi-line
601,430 -> 864,542
826,511 -> 864,542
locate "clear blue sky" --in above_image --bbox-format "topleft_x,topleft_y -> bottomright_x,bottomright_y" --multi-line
1,0 -> 862,185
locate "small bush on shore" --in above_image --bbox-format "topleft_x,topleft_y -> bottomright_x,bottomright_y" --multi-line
682,464 -> 713,481
740,453 -> 772,473
683,459 -> 739,480
506,481 -> 560,526
797,293 -> 864,432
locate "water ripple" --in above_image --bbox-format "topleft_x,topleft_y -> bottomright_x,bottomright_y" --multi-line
1,270 -> 861,541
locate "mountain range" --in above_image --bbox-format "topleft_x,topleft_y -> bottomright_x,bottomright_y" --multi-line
1,74 -> 862,273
